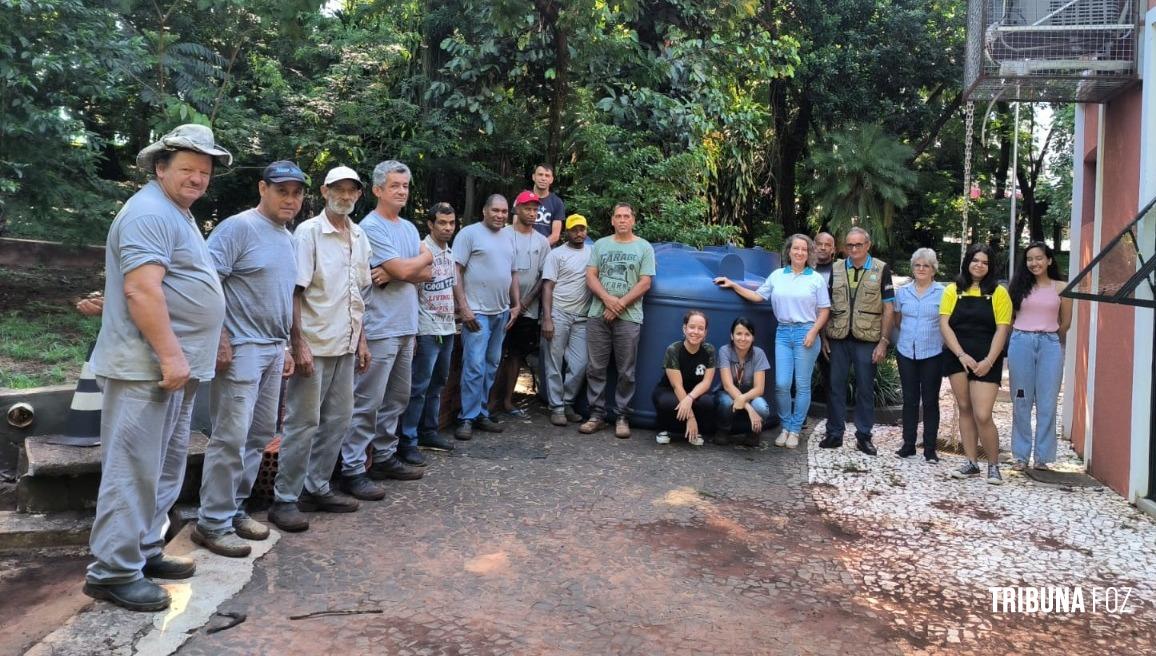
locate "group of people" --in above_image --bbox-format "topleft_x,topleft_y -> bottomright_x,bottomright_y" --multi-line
79,124 -> 1071,614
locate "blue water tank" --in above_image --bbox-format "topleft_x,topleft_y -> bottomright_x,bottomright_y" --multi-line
630,243 -> 781,429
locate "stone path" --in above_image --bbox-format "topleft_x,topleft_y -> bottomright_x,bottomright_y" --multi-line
165,390 -> 1156,655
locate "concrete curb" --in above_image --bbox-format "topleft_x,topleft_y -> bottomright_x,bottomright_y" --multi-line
26,523 -> 280,656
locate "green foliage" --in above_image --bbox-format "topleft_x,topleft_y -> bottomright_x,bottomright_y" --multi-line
811,350 -> 903,408
0,308 -> 100,389
805,123 -> 918,246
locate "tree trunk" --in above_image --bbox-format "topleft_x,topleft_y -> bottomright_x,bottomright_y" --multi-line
993,103 -> 1011,199
544,5 -> 568,167
772,88 -> 811,237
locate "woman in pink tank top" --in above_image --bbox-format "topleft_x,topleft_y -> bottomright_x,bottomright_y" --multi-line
1007,242 -> 1072,472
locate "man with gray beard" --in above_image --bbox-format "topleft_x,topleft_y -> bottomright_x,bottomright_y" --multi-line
268,166 -> 372,533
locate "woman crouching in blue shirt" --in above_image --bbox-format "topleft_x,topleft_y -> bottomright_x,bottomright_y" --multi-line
892,248 -> 945,462
715,234 -> 830,448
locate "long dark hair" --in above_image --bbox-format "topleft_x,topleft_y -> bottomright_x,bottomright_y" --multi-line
1008,241 -> 1062,311
955,243 -> 999,296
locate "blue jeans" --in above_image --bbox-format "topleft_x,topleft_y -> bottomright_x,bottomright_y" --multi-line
716,392 -> 772,433
458,311 -> 509,423
774,322 -> 821,433
827,338 -> 876,440
1008,330 -> 1063,465
401,333 -> 455,440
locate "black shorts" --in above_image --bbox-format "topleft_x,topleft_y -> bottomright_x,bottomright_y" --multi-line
942,345 -> 1005,385
505,316 -> 540,356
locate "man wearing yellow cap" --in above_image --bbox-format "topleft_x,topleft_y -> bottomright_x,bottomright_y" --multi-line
540,214 -> 593,425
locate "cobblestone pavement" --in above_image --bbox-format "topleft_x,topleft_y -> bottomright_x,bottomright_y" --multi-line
171,392 -> 1156,655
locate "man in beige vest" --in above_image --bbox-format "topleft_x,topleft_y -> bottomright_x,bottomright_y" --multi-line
819,227 -> 894,455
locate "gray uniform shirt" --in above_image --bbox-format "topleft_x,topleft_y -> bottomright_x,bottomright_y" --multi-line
541,242 -> 592,317
504,225 -> 550,319
207,208 -> 296,346
91,180 -> 226,381
453,222 -> 516,316
360,211 -> 421,339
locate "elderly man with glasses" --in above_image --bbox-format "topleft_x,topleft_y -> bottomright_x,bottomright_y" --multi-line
819,227 -> 895,456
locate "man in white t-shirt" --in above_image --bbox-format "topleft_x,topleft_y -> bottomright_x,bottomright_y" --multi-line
540,214 -> 592,426
400,202 -> 458,452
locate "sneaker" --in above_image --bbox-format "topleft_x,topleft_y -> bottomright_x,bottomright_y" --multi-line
368,455 -> 425,481
743,432 -> 761,448
986,463 -> 1004,485
655,431 -> 670,444
142,553 -> 196,580
924,452 -> 940,464
615,417 -> 631,439
232,516 -> 270,541
1011,459 -> 1027,472
298,490 -> 360,513
339,474 -> 387,501
785,432 -> 799,449
951,461 -> 982,479
419,433 -> 456,452
895,445 -> 917,458
454,421 -> 474,441
1033,462 -> 1052,471
397,445 -> 428,467
83,579 -> 170,612
579,418 -> 608,434
504,407 -> 529,419
475,416 -> 504,433
688,435 -> 704,446
191,525 -> 252,558
268,501 -> 310,532
774,431 -> 789,447
550,411 -> 568,427
564,406 -> 583,423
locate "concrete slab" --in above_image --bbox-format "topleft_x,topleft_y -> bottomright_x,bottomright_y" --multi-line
26,522 -> 280,656
21,432 -> 209,477
0,510 -> 93,551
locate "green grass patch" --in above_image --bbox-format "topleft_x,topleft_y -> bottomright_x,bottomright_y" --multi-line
0,309 -> 100,389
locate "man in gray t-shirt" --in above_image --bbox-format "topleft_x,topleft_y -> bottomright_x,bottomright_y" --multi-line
85,125 -> 230,613
339,160 -> 433,498
541,214 -> 593,425
192,161 -> 303,560
452,194 -> 519,439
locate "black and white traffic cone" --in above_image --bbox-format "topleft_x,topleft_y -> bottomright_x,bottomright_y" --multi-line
44,344 -> 102,447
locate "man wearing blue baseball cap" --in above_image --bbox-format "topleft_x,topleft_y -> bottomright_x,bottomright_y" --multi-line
191,161 -> 305,559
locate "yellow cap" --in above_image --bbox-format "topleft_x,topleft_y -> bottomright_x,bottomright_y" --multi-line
565,214 -> 588,230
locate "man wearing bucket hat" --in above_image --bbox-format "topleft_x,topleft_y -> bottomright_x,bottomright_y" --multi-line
85,124 -> 231,611
190,161 -> 305,559
541,214 -> 593,426
270,165 -> 373,533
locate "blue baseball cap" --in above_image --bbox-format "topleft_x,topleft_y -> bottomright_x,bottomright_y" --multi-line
262,160 -> 307,184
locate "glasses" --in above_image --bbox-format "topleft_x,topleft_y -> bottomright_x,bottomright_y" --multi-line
845,242 -> 867,249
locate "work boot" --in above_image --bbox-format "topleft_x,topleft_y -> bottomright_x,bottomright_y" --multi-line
550,411 -> 568,426
419,433 -> 456,451
579,417 -> 608,434
142,553 -> 196,580
84,578 -> 170,612
615,417 -> 631,439
268,501 -> 310,532
298,490 -> 360,513
339,474 -> 387,501
368,455 -> 425,481
397,445 -> 428,467
191,525 -> 252,558
856,438 -> 877,456
454,421 -> 474,441
475,416 -> 504,433
564,405 -> 583,423
232,516 -> 270,541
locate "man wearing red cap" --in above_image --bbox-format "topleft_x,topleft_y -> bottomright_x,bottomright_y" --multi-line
493,190 -> 550,416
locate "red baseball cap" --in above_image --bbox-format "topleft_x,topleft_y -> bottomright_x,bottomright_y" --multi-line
514,191 -> 541,207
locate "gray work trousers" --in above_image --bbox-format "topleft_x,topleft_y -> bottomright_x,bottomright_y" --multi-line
87,377 -> 199,584
274,354 -> 354,502
543,308 -> 588,410
585,316 -> 642,420
198,343 -> 284,534
341,335 -> 414,476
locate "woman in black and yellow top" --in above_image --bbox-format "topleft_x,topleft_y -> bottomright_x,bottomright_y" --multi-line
939,244 -> 1012,485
